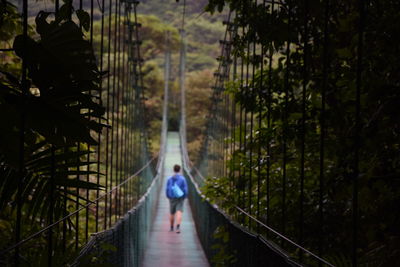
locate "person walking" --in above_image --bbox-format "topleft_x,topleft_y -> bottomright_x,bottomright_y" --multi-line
166,164 -> 188,233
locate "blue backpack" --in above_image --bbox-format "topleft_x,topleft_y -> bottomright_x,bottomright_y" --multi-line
171,179 -> 184,198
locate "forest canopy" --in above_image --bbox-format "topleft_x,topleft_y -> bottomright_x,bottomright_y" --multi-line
196,0 -> 400,266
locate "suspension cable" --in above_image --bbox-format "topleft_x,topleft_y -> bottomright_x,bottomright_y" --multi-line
188,160 -> 335,267
234,206 -> 335,267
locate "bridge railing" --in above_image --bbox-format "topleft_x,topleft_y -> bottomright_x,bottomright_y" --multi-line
72,152 -> 164,266
0,0 -> 159,265
71,15 -> 171,264
178,6 -> 334,266
180,127 -> 299,267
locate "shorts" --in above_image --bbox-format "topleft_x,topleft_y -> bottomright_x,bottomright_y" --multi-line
169,198 -> 184,214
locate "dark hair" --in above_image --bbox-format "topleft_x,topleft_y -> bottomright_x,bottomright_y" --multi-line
173,164 -> 181,173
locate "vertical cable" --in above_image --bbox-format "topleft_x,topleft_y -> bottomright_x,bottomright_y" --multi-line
179,0 -> 187,164
63,0 -> 70,240
96,0 -> 106,233
110,0 -> 118,223
115,0 -> 121,219
122,9 -> 127,214
119,0 -> 124,217
55,0 -> 63,251
133,1 -> 141,199
227,87 -> 230,182
256,1 -> 266,233
164,31 -> 171,150
15,0 -> 25,264
51,8 -> 59,260
243,12 -> 249,221
232,52 -> 238,220
74,0 -> 84,252
126,6 -> 134,207
62,154 -> 67,250
105,0 -> 113,228
15,0 -> 28,264
84,0 -> 95,243
266,0 -> 274,234
319,0 -> 330,262
115,0 -> 122,219
237,9 -> 246,221
90,0 -> 94,42
282,0 -> 291,239
125,8 -> 131,206
120,4 -> 127,214
353,0 -> 365,265
249,0 -> 258,230
75,144 -> 80,251
48,146 -> 56,267
239,45 -> 244,223
238,93 -> 243,220
299,0 -> 309,260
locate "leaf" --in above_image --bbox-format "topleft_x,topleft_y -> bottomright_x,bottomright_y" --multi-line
75,9 -> 90,32
13,34 -> 41,64
35,11 -> 52,35
26,148 -> 92,169
60,190 -> 94,205
27,178 -> 48,220
0,167 -> 19,209
56,1 -> 73,23
0,70 -> 20,86
55,178 -> 103,190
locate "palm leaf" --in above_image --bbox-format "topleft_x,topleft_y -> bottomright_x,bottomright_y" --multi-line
0,2 -> 107,250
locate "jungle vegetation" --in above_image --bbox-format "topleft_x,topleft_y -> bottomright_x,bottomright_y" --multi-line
3,0 -> 398,266
0,0 -> 225,264
198,0 -> 400,266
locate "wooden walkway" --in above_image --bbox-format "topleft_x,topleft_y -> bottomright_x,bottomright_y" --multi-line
142,132 -> 209,267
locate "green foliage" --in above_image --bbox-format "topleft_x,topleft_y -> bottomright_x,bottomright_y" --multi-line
0,0 -> 26,76
186,15 -> 225,46
78,242 -> 117,267
0,1 -> 106,261
138,14 -> 180,58
200,0 -> 400,265
202,174 -> 236,214
139,0 -> 225,71
134,1 -> 227,158
185,70 -> 213,159
211,225 -> 237,266
0,0 -> 21,42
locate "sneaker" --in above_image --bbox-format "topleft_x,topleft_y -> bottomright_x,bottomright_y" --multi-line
176,225 -> 180,234
169,226 -> 174,232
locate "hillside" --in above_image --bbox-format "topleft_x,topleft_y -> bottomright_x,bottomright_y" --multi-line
138,0 -> 228,158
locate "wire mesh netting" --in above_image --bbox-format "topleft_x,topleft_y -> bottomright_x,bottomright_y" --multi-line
72,161 -> 163,267
180,127 -> 298,267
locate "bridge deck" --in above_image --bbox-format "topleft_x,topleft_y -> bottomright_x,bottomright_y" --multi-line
142,132 -> 209,267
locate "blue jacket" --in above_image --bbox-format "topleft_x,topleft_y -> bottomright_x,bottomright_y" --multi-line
166,174 -> 188,199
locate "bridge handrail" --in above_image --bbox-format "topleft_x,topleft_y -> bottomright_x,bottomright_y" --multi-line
72,151 -> 165,266
179,127 -> 302,266
0,155 -> 159,256
185,155 -> 334,266
234,206 -> 335,267
180,131 -> 335,266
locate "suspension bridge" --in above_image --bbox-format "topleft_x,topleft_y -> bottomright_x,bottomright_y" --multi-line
1,0 -> 398,266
